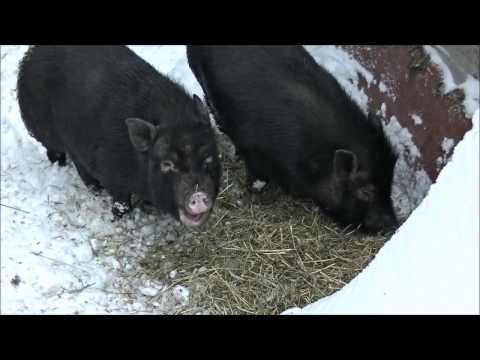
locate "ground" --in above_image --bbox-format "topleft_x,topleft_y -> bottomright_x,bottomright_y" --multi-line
1,45 -> 478,315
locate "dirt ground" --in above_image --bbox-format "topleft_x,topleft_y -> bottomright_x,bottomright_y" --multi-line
135,132 -> 391,315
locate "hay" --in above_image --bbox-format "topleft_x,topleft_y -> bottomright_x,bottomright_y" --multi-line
139,134 -> 391,315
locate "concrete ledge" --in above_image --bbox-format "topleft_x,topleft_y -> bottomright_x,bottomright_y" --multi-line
434,45 -> 479,82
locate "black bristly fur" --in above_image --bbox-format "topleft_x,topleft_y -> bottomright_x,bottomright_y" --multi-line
17,46 -> 221,223
187,45 -> 398,233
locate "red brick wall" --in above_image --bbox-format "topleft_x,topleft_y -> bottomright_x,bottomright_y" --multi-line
340,45 -> 473,183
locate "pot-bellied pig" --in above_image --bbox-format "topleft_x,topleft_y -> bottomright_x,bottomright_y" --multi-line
187,45 -> 397,233
17,46 -> 221,227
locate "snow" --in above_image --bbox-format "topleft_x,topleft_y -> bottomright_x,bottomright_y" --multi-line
459,76 -> 480,118
424,46 -> 458,94
304,45 -> 373,114
380,103 -> 387,117
384,116 -> 421,159
283,109 -> 479,315
381,115 -> 432,221
411,113 -> 423,126
391,166 -> 432,222
436,138 -> 457,171
2,45 -> 478,314
129,45 -> 204,98
139,285 -> 161,297
424,45 -> 479,118
378,80 -> 397,102
378,81 -> 387,93
441,137 -> 455,156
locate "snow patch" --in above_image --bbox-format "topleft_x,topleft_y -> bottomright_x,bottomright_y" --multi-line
391,166 -> 432,221
304,45 -> 374,114
424,46 -> 457,94
383,116 -> 421,160
378,81 -> 387,93
380,103 -> 387,118
458,76 -> 480,118
140,287 -> 160,297
424,46 -> 479,118
435,137 -> 456,171
380,115 -> 431,221
378,80 -> 396,101
441,137 -> 455,155
410,113 -> 423,126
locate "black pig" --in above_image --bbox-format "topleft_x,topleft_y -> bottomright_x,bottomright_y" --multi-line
17,46 -> 221,227
187,45 -> 397,233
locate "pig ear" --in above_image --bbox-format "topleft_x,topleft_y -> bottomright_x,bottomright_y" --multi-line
193,94 -> 210,123
125,118 -> 158,152
333,149 -> 358,179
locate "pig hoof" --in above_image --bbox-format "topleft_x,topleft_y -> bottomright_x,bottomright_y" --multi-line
112,201 -> 131,219
47,150 -> 66,167
89,184 -> 104,195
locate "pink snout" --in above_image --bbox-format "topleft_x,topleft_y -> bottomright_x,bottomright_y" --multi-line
187,192 -> 211,215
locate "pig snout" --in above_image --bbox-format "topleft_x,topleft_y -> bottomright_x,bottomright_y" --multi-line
364,210 -> 398,234
187,192 -> 211,215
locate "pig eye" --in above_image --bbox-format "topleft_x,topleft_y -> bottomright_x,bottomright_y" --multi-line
160,160 -> 176,173
357,186 -> 375,202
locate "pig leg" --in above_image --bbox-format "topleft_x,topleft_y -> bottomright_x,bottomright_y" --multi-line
242,152 -> 269,193
109,188 -> 132,219
46,149 -> 66,167
72,159 -> 103,193
68,149 -> 104,196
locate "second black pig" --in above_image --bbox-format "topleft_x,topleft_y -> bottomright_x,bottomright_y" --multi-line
187,45 -> 397,233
